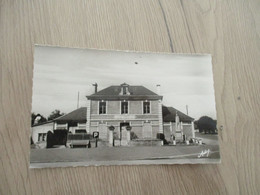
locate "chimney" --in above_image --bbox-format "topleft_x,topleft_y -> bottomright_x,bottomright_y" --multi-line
156,84 -> 161,95
92,83 -> 98,93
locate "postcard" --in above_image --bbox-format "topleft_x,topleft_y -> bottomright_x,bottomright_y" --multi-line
30,45 -> 220,168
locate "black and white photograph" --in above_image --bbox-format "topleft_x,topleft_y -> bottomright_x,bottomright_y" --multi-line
30,45 -> 220,168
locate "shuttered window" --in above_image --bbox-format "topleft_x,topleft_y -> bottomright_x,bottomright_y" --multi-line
121,102 -> 128,114
143,101 -> 150,114
99,101 -> 106,114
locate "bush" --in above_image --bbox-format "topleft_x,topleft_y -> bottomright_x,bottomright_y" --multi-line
197,116 -> 216,134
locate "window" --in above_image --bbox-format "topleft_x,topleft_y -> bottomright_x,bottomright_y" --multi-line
121,101 -> 128,114
119,83 -> 130,95
143,101 -> 150,114
38,133 -> 47,141
38,133 -> 42,141
42,133 -> 46,141
123,87 -> 127,95
99,101 -> 106,114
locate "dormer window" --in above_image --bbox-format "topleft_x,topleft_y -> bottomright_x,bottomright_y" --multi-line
119,83 -> 130,95
123,87 -> 127,95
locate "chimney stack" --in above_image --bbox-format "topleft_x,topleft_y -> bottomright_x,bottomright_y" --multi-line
92,83 -> 98,93
156,84 -> 161,95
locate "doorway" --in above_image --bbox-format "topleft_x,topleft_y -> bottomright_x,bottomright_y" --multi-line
120,122 -> 129,146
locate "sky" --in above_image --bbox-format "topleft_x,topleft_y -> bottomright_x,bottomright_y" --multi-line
32,46 -> 216,120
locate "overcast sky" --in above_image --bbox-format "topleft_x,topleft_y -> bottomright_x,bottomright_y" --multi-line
32,46 -> 216,120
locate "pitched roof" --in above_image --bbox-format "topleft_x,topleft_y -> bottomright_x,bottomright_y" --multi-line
87,83 -> 163,100
32,120 -> 53,127
163,106 -> 194,123
54,107 -> 87,123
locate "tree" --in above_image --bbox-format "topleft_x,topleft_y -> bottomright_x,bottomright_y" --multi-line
47,109 -> 65,121
31,113 -> 37,126
197,116 -> 217,134
31,113 -> 47,126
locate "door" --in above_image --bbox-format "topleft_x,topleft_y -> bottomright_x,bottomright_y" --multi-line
120,122 -> 129,146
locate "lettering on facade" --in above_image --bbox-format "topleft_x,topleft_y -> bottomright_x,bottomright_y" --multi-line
114,115 -> 136,120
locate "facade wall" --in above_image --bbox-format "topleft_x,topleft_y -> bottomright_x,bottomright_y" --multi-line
152,126 -> 159,138
107,101 -> 120,114
91,100 -> 98,114
88,99 -> 162,141
90,126 -> 98,132
129,101 -> 142,114
151,100 -> 159,114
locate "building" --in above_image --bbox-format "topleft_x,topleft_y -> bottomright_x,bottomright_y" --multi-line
85,83 -> 164,144
31,121 -> 53,144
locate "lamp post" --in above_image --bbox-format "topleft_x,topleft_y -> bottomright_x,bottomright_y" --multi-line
126,126 -> 132,142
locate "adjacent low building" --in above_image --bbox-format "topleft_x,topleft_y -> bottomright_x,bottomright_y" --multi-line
31,107 -> 87,145
31,121 -> 53,144
54,107 -> 87,133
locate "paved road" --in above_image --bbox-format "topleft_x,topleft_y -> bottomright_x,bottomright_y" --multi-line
195,132 -> 219,145
30,144 -> 220,168
30,133 -> 220,167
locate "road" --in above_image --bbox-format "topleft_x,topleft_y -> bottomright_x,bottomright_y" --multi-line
30,143 -> 220,168
30,133 -> 220,168
195,132 -> 219,145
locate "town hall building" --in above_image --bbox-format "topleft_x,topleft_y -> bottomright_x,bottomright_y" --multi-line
86,83 -> 164,144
